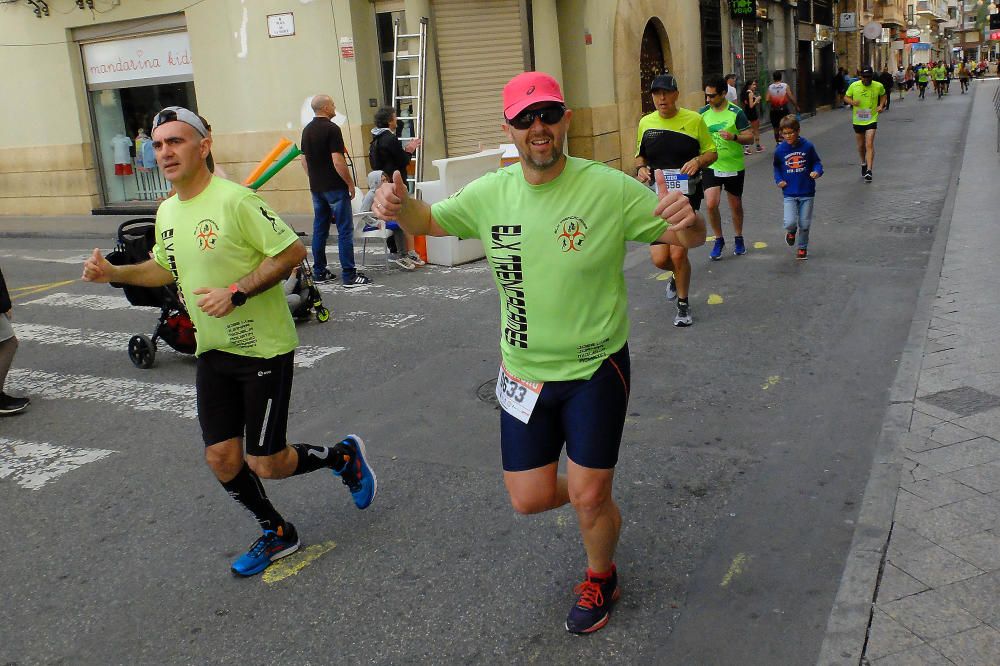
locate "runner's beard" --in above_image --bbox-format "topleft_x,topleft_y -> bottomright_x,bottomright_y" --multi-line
518,131 -> 563,171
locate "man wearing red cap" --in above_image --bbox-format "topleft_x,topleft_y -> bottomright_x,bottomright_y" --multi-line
373,71 -> 705,633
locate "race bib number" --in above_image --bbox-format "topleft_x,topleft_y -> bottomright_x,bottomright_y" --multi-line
496,364 -> 543,424
856,108 -> 872,122
658,168 -> 689,195
713,169 -> 738,178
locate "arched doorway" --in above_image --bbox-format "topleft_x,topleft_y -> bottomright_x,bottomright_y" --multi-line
639,19 -> 672,113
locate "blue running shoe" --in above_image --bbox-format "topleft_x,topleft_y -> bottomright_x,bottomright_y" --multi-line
566,565 -> 620,634
336,435 -> 377,509
709,237 -> 724,260
733,235 -> 746,256
231,522 -> 299,577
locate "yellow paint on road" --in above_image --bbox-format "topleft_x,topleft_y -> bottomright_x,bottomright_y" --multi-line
10,279 -> 76,300
762,375 -> 781,390
556,514 -> 569,529
753,241 -> 768,249
706,235 -> 716,242
655,271 -> 675,281
263,541 -> 337,584
707,294 -> 724,305
720,552 -> 749,587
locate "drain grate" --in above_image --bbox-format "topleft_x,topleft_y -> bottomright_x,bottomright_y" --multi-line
887,225 -> 935,235
920,386 -> 1000,416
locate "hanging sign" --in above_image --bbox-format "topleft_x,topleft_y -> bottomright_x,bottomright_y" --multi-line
728,0 -> 756,18
82,32 -> 193,86
339,37 -> 355,59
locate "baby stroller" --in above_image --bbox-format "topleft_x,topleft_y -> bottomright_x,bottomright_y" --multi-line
106,218 -> 196,369
287,231 -> 330,323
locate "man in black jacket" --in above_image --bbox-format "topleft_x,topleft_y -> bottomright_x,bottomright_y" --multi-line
0,264 -> 30,415
369,106 -> 425,266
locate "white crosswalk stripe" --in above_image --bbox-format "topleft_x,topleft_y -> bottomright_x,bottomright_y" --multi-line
23,292 -> 424,330
6,368 -> 197,418
0,250 -> 92,265
14,323 -> 345,368
0,437 -> 115,490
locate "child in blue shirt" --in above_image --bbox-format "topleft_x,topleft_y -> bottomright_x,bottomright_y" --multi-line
773,115 -> 823,260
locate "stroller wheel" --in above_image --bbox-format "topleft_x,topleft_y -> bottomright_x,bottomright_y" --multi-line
316,306 -> 331,323
128,334 -> 156,369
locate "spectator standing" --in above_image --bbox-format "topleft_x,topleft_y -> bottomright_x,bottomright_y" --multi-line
740,79 -> 764,154
0,264 -> 30,415
301,94 -> 372,287
368,106 -> 425,267
725,74 -> 739,103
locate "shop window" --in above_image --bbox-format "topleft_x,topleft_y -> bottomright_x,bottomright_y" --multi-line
90,82 -> 198,205
700,0 -> 724,82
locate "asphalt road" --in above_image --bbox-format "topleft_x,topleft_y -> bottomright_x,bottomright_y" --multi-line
0,85 -> 972,665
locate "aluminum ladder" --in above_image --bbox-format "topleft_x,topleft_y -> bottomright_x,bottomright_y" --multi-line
390,16 -> 429,194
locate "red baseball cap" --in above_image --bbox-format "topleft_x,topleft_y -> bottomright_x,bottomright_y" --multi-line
503,72 -> 564,120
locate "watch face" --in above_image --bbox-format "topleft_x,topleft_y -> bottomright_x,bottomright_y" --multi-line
231,290 -> 247,306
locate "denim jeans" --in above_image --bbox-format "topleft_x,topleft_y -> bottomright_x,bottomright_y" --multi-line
311,189 -> 355,283
782,196 -> 814,249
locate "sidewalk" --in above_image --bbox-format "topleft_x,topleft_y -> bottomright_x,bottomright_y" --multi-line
820,80 -> 1000,665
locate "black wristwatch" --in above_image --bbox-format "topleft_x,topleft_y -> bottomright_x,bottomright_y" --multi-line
229,283 -> 248,307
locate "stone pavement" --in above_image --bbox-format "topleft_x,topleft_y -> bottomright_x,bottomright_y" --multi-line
821,80 -> 1000,665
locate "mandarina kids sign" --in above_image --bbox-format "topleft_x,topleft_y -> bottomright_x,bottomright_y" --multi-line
82,32 -> 193,87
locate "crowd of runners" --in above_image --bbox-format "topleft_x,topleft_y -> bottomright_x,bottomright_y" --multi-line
68,60 -> 977,636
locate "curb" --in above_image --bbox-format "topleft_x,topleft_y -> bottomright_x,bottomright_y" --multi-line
814,87 -> 977,666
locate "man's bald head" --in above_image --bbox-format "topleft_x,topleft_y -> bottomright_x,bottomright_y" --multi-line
311,95 -> 335,117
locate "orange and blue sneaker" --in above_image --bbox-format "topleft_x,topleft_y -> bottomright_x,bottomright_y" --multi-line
336,435 -> 377,509
231,522 -> 299,577
565,565 -> 620,634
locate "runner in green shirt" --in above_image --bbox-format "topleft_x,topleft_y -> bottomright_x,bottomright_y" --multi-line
372,71 -> 705,635
82,106 -> 377,578
698,76 -> 754,260
845,67 -> 887,182
917,65 -> 930,100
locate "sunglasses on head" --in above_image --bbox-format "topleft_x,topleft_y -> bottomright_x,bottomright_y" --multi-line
505,105 -> 566,130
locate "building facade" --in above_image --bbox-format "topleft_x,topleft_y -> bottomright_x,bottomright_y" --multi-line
0,0 -> 806,217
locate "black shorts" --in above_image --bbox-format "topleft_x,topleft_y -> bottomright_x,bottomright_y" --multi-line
196,349 -> 294,455
769,107 -> 789,129
853,123 -> 877,134
500,344 -> 630,472
702,169 -> 746,197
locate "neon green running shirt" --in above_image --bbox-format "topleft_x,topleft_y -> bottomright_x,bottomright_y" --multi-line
697,102 -> 751,173
431,156 -> 669,382
152,177 -> 300,358
846,80 -> 886,126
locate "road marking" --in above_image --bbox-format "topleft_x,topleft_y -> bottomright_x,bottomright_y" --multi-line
23,292 -> 152,310
337,310 -> 424,329
13,323 -> 345,369
754,241 -> 768,249
706,235 -> 717,241
0,251 -> 91,265
10,280 -> 78,301
720,552 -> 749,587
6,368 -> 197,418
655,271 -> 675,281
320,283 -> 491,301
707,294 -> 724,305
263,541 -> 337,584
0,437 -> 115,490
762,375 -> 781,390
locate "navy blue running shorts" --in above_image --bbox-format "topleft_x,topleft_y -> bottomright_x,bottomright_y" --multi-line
500,343 -> 630,472
196,349 -> 294,456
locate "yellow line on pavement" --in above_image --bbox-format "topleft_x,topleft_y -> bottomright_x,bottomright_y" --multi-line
263,540 -> 337,584
10,279 -> 77,301
720,552 -> 749,587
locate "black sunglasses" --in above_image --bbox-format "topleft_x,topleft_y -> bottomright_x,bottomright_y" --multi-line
505,105 -> 567,130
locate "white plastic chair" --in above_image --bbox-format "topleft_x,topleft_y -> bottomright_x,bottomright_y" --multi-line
353,211 -> 393,268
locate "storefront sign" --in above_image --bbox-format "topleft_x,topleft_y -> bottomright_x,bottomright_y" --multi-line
912,42 -> 931,50
339,36 -> 355,59
728,0 -> 756,18
839,12 -> 857,31
82,32 -> 193,87
905,36 -> 921,43
906,28 -> 921,38
267,13 -> 295,38
991,29 -> 1000,41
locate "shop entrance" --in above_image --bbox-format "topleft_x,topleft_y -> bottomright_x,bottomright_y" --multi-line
89,82 -> 197,208
81,31 -> 197,211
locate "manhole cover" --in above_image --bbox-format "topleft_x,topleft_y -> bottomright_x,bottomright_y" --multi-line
921,386 -> 1000,416
477,379 -> 499,409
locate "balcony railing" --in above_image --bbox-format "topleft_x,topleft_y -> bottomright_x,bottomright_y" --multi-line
916,0 -> 948,19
